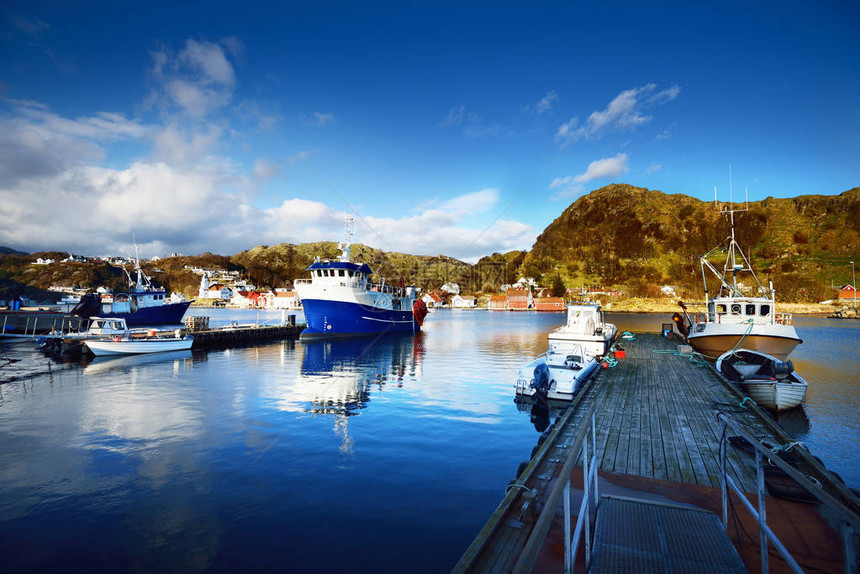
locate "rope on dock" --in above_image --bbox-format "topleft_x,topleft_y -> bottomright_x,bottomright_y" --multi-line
738,396 -> 757,409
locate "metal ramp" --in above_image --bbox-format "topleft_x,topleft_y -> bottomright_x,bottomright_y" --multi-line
589,496 -> 747,573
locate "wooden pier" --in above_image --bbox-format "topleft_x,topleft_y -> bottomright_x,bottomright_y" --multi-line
188,324 -> 303,348
454,333 -> 860,573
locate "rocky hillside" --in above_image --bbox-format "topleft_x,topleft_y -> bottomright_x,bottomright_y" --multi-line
517,184 -> 859,302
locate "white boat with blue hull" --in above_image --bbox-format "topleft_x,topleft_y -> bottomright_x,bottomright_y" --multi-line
515,344 -> 599,401
294,218 -> 428,340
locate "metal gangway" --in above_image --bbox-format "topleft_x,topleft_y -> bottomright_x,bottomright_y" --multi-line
510,407 -> 859,573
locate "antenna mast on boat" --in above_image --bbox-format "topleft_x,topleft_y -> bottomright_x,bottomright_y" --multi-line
339,216 -> 355,263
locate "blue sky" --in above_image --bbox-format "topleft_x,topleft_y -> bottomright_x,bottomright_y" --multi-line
1,1 -> 858,262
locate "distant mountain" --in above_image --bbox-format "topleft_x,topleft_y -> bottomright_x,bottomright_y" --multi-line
0,246 -> 28,255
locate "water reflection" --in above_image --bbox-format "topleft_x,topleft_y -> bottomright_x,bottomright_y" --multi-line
298,332 -> 424,416
82,349 -> 194,376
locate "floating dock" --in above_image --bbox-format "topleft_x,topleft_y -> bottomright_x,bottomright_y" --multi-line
454,333 -> 860,573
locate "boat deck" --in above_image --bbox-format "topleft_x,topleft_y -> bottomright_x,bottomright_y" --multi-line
454,333 -> 860,573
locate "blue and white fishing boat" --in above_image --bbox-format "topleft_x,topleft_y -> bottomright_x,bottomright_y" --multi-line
294,218 -> 428,339
71,251 -> 192,326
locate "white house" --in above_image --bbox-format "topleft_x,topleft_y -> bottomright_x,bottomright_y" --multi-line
267,289 -> 302,310
451,294 -> 477,308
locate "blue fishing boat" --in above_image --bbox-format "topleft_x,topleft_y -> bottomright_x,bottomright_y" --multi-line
71,256 -> 192,326
294,218 -> 427,339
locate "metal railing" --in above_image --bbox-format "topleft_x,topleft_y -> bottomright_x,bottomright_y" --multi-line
718,413 -> 859,574
512,401 -> 599,573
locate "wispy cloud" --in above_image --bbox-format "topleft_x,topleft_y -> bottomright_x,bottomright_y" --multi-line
303,111 -> 335,127
550,153 -> 628,199
525,90 -> 559,115
554,83 -> 680,145
440,105 -> 477,128
645,162 -> 663,174
14,16 -> 50,36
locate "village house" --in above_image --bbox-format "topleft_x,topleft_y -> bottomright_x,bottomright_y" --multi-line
534,296 -> 564,312
198,274 -> 232,300
488,294 -> 507,310
836,284 -> 857,302
451,294 -> 477,308
422,292 -> 445,308
232,290 -> 264,308
266,289 -> 302,310
506,287 -> 533,310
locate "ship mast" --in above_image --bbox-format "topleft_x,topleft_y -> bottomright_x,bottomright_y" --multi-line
339,217 -> 355,263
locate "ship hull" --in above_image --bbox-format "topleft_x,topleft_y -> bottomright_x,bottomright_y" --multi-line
687,332 -> 801,361
300,299 -> 419,339
95,301 -> 192,326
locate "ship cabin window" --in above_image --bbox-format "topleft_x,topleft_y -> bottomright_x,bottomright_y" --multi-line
339,270 -> 345,277
745,304 -> 756,315
716,304 -> 727,314
760,304 -> 770,316
730,304 -> 741,315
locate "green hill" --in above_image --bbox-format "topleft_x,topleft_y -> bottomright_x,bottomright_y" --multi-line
517,184 -> 859,302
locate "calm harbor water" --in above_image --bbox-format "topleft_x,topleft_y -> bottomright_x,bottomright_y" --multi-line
0,309 -> 857,572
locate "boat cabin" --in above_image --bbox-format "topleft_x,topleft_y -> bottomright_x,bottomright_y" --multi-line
564,304 -> 604,335
707,298 -> 772,322
306,261 -> 373,288
86,317 -> 130,337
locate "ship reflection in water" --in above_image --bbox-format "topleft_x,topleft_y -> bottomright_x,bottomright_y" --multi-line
294,333 -> 424,452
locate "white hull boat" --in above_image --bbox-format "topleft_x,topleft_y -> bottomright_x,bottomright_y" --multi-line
85,336 -> 193,356
515,345 -> 599,401
716,349 -> 808,412
547,302 -> 617,358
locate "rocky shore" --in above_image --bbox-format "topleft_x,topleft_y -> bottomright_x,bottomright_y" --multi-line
828,304 -> 860,319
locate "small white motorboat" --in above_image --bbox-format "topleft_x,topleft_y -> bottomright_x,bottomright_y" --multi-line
85,336 -> 193,356
547,301 -> 617,358
716,348 -> 808,412
515,344 -> 599,401
81,317 -> 193,356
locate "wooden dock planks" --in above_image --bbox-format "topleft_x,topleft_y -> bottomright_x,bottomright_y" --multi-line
454,332 -> 809,572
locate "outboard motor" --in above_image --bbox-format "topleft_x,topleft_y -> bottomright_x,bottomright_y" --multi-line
771,359 -> 794,380
71,294 -> 101,319
530,362 -> 552,394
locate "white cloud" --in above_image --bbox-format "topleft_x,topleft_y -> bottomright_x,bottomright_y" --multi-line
550,153 -> 628,199
645,162 -> 663,174
148,38 -> 240,118
151,123 -> 223,164
555,83 -> 680,144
